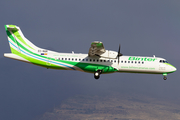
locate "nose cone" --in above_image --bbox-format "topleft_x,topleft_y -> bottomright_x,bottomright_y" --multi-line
171,66 -> 177,72
170,64 -> 177,73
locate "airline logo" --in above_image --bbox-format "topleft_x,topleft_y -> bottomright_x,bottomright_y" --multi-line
128,57 -> 157,62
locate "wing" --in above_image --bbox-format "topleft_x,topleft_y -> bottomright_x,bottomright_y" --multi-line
88,41 -> 106,57
88,41 -> 118,59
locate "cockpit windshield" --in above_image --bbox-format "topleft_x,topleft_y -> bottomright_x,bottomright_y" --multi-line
159,60 -> 168,63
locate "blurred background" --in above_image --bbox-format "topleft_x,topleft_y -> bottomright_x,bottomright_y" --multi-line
0,0 -> 180,120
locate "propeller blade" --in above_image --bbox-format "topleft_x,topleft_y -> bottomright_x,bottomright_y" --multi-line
118,57 -> 120,64
118,44 -> 120,55
118,44 -> 120,64
117,44 -> 123,64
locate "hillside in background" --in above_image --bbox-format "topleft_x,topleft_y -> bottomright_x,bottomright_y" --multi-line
1,57 -> 179,120
38,93 -> 180,120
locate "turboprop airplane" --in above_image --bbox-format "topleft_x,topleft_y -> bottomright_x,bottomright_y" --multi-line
4,25 -> 177,80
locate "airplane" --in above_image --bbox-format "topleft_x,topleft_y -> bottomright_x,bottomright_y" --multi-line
4,25 -> 177,80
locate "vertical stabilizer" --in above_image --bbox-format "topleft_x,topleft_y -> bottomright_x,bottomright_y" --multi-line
5,25 -> 39,54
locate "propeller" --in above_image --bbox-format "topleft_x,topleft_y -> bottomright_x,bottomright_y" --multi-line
117,44 -> 123,64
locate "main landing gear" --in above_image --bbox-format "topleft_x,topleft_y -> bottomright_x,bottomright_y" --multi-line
94,70 -> 102,79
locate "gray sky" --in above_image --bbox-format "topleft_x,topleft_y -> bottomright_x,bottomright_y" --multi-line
0,0 -> 180,120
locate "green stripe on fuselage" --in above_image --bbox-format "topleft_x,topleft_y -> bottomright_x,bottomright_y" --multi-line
6,26 -> 116,73
11,47 -> 67,70
9,36 -> 116,73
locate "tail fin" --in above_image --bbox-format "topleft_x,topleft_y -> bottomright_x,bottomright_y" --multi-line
5,25 -> 39,54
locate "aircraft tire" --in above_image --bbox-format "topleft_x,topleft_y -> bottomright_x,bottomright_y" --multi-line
163,76 -> 167,80
94,71 -> 100,79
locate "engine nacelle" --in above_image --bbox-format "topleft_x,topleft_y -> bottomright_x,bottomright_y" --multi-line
99,50 -> 117,59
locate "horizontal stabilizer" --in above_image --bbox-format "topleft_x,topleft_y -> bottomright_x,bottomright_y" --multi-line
4,53 -> 30,63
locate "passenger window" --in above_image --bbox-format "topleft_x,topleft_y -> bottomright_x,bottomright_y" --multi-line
86,59 -> 88,61
82,59 -> 85,61
100,60 -> 102,62
68,58 -> 70,60
125,61 -> 126,63
75,59 -> 77,61
121,61 -> 123,63
93,59 -> 95,62
131,61 -> 133,63
142,62 -> 144,64
97,59 -> 99,62
58,58 -> 60,60
135,61 -> 137,64
128,61 -> 130,63
104,60 -> 106,62
114,60 -> 116,63
79,59 -> 81,61
62,58 -> 64,60
111,60 -> 113,62
138,61 -> 140,64
90,59 -> 92,62
72,58 -> 74,61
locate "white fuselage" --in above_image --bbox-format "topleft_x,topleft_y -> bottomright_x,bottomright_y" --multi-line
40,50 -> 176,74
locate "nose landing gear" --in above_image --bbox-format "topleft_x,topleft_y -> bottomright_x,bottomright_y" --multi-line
163,76 -> 167,80
163,73 -> 167,80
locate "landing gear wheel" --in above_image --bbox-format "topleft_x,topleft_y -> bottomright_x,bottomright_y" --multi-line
94,71 -> 100,79
163,76 -> 167,80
